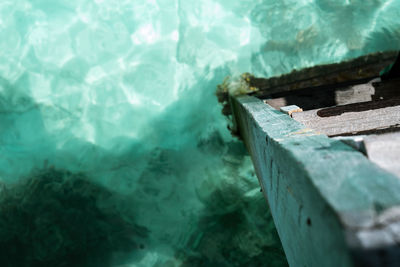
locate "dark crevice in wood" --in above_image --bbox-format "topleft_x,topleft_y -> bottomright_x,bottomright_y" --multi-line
263,77 -> 400,112
373,78 -> 400,100
381,52 -> 400,81
254,52 -> 400,113
329,126 -> 400,138
317,98 -> 400,117
254,77 -> 374,100
351,245 -> 400,267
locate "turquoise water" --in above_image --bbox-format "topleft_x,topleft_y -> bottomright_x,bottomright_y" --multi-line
0,0 -> 399,266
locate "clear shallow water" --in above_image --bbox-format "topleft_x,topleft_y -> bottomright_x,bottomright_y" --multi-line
0,0 -> 399,266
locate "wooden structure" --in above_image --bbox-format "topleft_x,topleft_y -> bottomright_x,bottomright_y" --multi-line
224,51 -> 400,266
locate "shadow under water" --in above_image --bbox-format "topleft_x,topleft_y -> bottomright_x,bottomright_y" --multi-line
173,134 -> 288,267
0,168 -> 148,267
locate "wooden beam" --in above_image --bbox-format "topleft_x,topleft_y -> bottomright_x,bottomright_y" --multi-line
248,51 -> 398,98
291,98 -> 400,137
231,95 -> 400,267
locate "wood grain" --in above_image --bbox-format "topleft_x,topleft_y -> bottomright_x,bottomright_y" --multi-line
364,132 -> 400,178
249,51 -> 398,98
292,99 -> 400,136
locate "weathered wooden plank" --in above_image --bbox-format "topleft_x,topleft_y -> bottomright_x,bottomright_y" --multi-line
231,95 -> 400,267
217,52 -> 398,120
248,51 -> 398,98
291,99 -> 400,136
334,82 -> 376,105
364,132 -> 400,178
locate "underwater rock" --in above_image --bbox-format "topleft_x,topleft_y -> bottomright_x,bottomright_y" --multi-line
0,168 -> 148,267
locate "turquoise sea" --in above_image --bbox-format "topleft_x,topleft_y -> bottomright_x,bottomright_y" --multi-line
0,0 -> 399,266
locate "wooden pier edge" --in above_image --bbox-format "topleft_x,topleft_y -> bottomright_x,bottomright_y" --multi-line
231,95 -> 400,267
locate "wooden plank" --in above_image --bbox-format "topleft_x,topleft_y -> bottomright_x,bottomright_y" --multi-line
217,52 -> 399,120
291,99 -> 400,137
231,95 -> 400,267
248,51 -> 398,98
334,82 -> 376,105
364,132 -> 400,178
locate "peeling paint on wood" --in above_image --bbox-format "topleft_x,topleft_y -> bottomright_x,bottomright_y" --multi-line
292,99 -> 400,137
231,95 -> 400,267
280,105 -> 303,116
